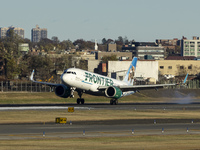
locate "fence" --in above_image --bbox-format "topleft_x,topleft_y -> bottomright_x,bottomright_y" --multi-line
0,81 -> 52,92
160,79 -> 200,89
0,79 -> 199,92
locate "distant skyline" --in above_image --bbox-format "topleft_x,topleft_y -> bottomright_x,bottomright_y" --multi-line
1,0 -> 200,42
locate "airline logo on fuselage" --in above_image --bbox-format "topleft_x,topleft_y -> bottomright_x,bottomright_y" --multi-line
84,72 -> 114,86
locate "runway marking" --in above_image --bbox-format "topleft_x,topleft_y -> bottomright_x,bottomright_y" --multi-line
0,106 -> 93,111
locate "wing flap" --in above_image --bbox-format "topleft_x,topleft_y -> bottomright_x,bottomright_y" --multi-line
98,83 -> 176,92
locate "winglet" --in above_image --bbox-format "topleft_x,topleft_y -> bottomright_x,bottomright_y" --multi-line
30,69 -> 35,81
183,73 -> 188,84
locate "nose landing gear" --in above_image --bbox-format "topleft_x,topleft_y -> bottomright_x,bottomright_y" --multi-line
70,87 -> 76,98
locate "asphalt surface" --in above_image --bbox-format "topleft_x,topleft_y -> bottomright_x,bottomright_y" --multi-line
0,102 -> 200,139
0,122 -> 200,140
1,102 -> 200,111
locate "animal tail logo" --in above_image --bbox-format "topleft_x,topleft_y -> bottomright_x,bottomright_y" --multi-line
123,57 -> 137,85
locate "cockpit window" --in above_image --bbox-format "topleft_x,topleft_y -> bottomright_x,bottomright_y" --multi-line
66,71 -> 76,75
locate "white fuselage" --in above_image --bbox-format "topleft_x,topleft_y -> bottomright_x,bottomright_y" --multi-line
61,68 -> 128,92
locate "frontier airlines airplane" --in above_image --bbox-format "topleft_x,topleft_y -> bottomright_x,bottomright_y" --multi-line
30,57 -> 181,105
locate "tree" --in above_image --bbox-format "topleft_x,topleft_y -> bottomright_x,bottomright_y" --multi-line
73,39 -> 95,50
51,36 -> 60,45
54,55 -> 73,71
37,38 -> 54,52
102,38 -> 107,45
77,60 -> 87,70
106,39 -> 114,44
0,30 -> 25,79
60,40 -> 75,50
123,36 -> 129,44
102,54 -> 118,63
117,36 -> 123,44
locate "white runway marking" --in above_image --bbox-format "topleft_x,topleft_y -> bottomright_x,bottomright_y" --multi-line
0,106 -> 93,111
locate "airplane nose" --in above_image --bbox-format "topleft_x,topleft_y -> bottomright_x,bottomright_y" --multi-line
61,73 -> 68,83
61,73 -> 65,82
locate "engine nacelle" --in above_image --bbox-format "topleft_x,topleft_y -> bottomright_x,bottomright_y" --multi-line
55,85 -> 71,98
105,86 -> 122,99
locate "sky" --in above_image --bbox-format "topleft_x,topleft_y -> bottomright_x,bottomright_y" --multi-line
1,0 -> 200,42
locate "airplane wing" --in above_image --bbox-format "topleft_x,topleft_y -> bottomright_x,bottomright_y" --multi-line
30,70 -> 60,86
98,83 -> 176,92
98,73 -> 188,92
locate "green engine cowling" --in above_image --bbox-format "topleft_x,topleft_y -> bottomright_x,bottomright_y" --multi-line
55,85 -> 71,98
105,86 -> 122,99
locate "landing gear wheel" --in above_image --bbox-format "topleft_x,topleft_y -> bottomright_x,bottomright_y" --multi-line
81,99 -> 85,104
110,99 -> 114,105
114,99 -> 118,105
110,99 -> 118,105
77,98 -> 85,104
77,98 -> 81,104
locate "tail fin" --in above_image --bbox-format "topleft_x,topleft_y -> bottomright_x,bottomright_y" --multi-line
183,73 -> 188,84
30,69 -> 35,81
123,57 -> 137,85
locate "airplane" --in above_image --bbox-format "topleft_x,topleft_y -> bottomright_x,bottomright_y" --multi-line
30,57 -> 183,105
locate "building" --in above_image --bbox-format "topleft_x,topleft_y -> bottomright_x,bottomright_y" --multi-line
156,39 -> 180,55
137,45 -> 165,60
0,27 -> 8,39
0,26 -> 24,39
165,56 -> 195,60
158,60 -> 200,76
107,60 -> 158,83
122,42 -> 165,60
107,42 -> 117,52
18,43 -> 29,55
181,36 -> 200,57
13,27 -> 24,39
31,25 -> 47,42
156,38 -> 179,46
95,52 -> 132,60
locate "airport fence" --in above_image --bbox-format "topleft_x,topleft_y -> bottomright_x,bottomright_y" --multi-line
0,79 -> 199,93
160,79 -> 200,89
0,81 -> 52,92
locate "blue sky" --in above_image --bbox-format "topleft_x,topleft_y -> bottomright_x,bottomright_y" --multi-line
1,0 -> 200,42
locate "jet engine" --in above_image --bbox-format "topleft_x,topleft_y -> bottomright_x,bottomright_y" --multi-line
55,85 -> 71,98
105,86 -> 122,99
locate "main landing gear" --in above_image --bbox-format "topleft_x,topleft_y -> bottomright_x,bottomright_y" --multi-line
110,99 -> 118,105
77,90 -> 85,105
77,98 -> 85,104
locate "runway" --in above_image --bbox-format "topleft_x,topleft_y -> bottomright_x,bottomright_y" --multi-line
0,122 -> 200,140
0,102 -> 200,140
1,102 -> 200,110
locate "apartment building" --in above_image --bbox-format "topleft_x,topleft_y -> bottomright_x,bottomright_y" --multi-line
122,42 -> 165,60
0,26 -> 24,39
181,36 -> 200,57
31,25 -> 47,42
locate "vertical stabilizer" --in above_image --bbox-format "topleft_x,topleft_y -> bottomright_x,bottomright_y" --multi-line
123,57 -> 137,85
183,73 -> 188,84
